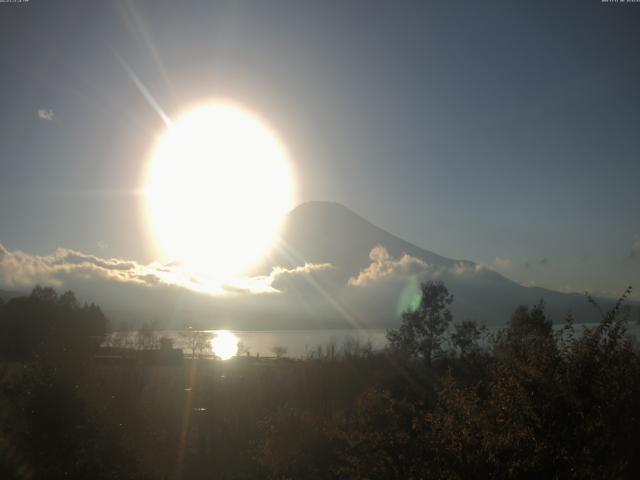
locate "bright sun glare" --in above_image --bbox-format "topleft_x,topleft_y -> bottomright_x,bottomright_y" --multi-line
210,330 -> 239,360
145,102 -> 293,279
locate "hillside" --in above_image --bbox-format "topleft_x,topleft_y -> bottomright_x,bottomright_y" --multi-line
253,201 -> 624,325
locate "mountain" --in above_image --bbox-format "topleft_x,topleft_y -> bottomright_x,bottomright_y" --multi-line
254,201 -> 624,326
2,202 -> 625,329
259,201 -> 476,274
0,289 -> 23,303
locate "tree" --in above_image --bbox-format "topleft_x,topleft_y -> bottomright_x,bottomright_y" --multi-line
257,407 -> 343,479
135,322 -> 158,350
182,327 -> 212,358
271,345 -> 288,359
431,290 -> 640,478
508,301 -> 551,338
341,389 -> 434,479
387,280 -> 453,365
492,301 -> 554,364
159,336 -> 174,350
59,290 -> 79,309
29,285 -> 58,304
451,320 -> 484,358
0,287 -> 107,361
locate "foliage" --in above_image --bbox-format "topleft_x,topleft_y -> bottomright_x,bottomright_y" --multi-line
257,408 -> 343,480
0,286 -> 107,362
0,287 -> 142,479
387,280 -> 453,364
135,322 -> 159,350
181,327 -> 212,358
271,345 -> 288,359
427,287 -> 640,479
341,388 -> 434,480
450,319 -> 485,358
1,284 -> 640,479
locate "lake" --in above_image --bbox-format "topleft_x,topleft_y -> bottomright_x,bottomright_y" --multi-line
104,322 -> 640,358
105,328 -> 390,358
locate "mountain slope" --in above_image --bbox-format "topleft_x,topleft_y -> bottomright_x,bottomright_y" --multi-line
255,201 -> 624,325
0,289 -> 23,302
261,201 -> 501,278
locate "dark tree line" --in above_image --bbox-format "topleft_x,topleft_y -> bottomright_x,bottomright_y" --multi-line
1,283 -> 639,479
0,286 -> 106,361
0,287 -> 145,479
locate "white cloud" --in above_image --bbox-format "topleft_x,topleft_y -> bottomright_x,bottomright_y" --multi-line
0,243 -> 163,291
269,262 -> 333,285
0,242 -> 333,297
216,262 -> 335,295
348,245 -> 431,286
630,239 -> 640,259
348,246 -> 492,288
37,109 -> 55,121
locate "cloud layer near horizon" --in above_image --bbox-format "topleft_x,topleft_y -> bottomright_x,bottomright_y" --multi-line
1,243 -> 624,328
0,242 -> 332,297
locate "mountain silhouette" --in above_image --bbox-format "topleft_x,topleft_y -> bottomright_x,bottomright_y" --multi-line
0,289 -> 22,303
260,201 -> 476,275
254,201 -> 623,325
7,202 -> 625,329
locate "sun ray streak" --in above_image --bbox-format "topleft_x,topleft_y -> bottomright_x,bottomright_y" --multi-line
115,54 -> 172,126
175,358 -> 198,479
115,0 -> 175,97
270,239 -> 366,330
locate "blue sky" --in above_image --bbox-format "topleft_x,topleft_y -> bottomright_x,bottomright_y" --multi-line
0,0 -> 639,299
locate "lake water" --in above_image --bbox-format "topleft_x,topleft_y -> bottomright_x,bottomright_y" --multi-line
105,322 -> 640,359
105,329 -> 389,358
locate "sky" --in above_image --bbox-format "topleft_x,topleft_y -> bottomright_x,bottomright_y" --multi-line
0,0 -> 639,301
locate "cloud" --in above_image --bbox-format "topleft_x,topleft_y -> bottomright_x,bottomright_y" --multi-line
0,242 -> 334,298
0,243 -> 164,291
630,240 -> 640,260
494,256 -> 512,271
52,249 -> 138,271
450,261 -> 488,276
37,109 -> 55,121
267,262 -> 335,291
539,257 -> 550,266
347,245 -> 493,288
524,262 -> 531,269
347,245 -> 431,287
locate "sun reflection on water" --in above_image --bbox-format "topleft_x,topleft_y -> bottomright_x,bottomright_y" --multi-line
210,330 -> 239,360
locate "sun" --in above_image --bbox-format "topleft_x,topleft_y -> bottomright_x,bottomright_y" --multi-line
144,101 -> 294,279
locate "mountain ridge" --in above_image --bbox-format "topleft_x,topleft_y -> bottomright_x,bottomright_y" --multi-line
261,201 -> 502,277
254,201 -> 628,325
